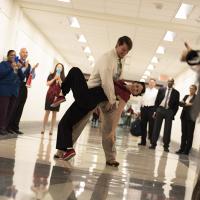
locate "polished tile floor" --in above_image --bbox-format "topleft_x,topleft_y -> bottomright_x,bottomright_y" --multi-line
0,122 -> 199,200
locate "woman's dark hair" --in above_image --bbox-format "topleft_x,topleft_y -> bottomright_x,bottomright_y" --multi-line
133,81 -> 146,96
7,50 -> 15,57
52,63 -> 65,81
116,36 -> 133,50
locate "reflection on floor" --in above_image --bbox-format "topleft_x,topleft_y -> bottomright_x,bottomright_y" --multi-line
0,122 -> 198,200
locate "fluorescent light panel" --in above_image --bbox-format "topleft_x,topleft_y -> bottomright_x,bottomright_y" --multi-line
84,47 -> 91,54
156,46 -> 165,54
78,34 -> 87,43
140,79 -> 145,82
175,3 -> 193,19
151,56 -> 159,64
147,64 -> 155,70
142,75 -> 148,79
144,70 -> 151,76
68,17 -> 80,28
164,31 -> 176,42
58,0 -> 71,2
88,55 -> 95,62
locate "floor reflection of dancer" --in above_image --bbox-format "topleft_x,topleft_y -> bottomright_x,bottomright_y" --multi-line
90,167 -> 115,200
180,42 -> 200,200
47,165 -> 76,200
128,149 -> 158,199
31,136 -> 52,199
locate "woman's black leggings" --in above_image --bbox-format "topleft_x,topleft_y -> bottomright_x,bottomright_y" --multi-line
56,67 -> 107,151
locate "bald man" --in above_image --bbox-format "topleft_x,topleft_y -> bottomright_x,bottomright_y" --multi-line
149,78 -> 180,152
8,48 -> 38,134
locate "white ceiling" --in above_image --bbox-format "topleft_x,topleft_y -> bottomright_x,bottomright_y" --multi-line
17,0 -> 200,82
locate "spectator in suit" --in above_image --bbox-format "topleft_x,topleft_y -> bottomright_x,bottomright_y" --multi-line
176,84 -> 197,155
149,78 -> 180,152
8,48 -> 39,135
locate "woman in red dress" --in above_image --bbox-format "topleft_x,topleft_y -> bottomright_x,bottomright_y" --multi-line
41,63 -> 65,135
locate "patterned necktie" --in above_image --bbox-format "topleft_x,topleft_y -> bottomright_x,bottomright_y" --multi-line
114,58 -> 122,80
164,88 -> 171,108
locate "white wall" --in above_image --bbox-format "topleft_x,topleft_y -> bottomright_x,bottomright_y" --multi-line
173,69 -> 200,150
0,0 -> 74,121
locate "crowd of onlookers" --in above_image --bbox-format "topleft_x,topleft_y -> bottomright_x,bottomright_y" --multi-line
0,48 -> 38,136
139,78 -> 197,155
88,75 -> 197,156
91,76 -> 198,156
0,48 -> 67,137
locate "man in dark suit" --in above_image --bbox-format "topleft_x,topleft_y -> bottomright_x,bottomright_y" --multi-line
149,78 -> 180,152
176,85 -> 197,155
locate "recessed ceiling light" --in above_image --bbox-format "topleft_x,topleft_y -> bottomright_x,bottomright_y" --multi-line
144,70 -> 151,76
151,56 -> 159,64
58,0 -> 71,3
147,64 -> 155,70
58,0 -> 71,2
163,31 -> 176,42
68,17 -> 80,28
175,3 -> 193,19
78,34 -> 87,43
88,55 -> 95,62
84,46 -> 91,54
156,46 -> 165,54
140,79 -> 146,82
142,75 -> 148,79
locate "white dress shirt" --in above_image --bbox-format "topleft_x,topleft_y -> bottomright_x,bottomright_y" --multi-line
87,49 -> 125,104
141,87 -> 158,107
185,95 -> 193,104
160,87 -> 173,108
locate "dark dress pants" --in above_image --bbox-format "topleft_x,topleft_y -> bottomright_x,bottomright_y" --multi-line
151,107 -> 174,148
180,118 -> 195,153
0,96 -> 17,131
8,82 -> 27,131
56,67 -> 107,151
140,106 -> 155,144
